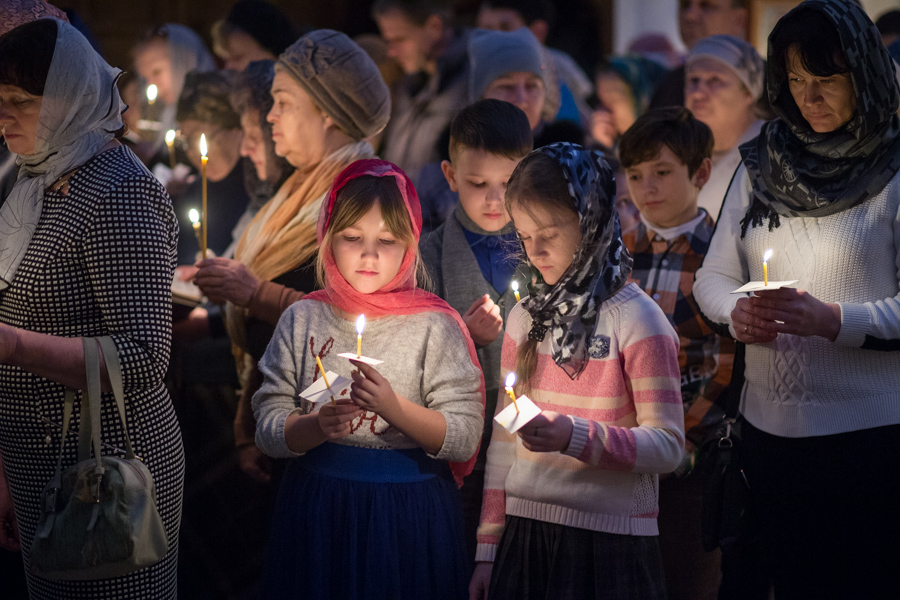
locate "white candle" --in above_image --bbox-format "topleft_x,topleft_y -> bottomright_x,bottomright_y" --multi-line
165,129 -> 176,169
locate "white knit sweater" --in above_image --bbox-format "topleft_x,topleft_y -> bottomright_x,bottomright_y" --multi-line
694,165 -> 900,438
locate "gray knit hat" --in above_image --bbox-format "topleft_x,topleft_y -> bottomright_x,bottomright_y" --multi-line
468,27 -> 547,103
276,29 -> 391,141
686,35 -> 765,101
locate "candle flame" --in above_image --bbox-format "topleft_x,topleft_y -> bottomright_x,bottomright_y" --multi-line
165,129 -> 176,144
762,249 -> 773,263
199,133 -> 208,158
511,280 -> 519,292
356,314 -> 366,335
146,84 -> 157,103
188,208 -> 200,224
505,372 -> 516,388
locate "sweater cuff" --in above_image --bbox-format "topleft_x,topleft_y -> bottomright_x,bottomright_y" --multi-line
834,302 -> 869,347
433,411 -> 463,461
475,543 -> 497,562
563,416 -> 590,459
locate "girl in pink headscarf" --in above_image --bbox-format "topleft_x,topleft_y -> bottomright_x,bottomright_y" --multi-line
252,159 -> 484,599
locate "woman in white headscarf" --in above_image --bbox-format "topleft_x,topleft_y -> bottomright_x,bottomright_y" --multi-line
0,18 -> 183,599
133,23 -> 216,155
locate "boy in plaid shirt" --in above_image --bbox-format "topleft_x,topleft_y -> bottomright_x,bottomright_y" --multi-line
619,106 -> 734,600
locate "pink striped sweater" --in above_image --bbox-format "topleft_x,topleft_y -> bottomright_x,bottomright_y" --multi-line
475,283 -> 685,562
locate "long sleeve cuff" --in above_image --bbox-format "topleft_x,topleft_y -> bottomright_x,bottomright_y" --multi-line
248,280 -> 306,326
475,543 -> 497,562
563,416 -> 590,459
834,302 -> 868,347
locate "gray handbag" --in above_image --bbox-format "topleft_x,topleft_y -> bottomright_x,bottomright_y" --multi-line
29,337 -> 168,580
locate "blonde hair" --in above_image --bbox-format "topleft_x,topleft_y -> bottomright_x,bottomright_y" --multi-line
316,175 -> 430,289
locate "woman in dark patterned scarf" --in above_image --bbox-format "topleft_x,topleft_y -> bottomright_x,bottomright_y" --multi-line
694,0 -> 900,596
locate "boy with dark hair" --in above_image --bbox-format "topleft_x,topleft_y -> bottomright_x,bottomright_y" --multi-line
619,106 -> 733,600
372,0 -> 468,184
420,98 -> 533,563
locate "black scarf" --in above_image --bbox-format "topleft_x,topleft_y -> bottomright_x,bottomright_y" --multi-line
739,0 -> 900,236
520,143 -> 632,380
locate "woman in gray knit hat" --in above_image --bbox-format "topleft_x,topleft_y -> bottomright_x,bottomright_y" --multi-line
193,29 -> 391,475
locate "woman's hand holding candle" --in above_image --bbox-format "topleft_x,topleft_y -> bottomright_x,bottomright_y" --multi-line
517,411 -> 574,453
193,257 -> 260,306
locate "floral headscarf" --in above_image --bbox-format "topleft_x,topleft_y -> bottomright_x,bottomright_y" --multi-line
519,143 -> 633,379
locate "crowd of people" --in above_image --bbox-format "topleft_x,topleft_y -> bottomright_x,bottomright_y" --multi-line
0,0 -> 898,599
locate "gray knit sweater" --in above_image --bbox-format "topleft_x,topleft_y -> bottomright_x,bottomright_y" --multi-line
253,299 -> 484,461
695,165 -> 900,438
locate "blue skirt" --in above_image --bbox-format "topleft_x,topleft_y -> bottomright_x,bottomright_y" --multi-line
260,443 -> 469,600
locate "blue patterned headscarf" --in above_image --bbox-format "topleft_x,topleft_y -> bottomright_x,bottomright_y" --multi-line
518,143 -> 632,380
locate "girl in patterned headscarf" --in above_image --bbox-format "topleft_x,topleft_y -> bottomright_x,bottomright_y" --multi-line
694,0 -> 900,595
470,143 -> 684,600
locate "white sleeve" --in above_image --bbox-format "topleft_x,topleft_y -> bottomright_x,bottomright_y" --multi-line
693,165 -> 753,338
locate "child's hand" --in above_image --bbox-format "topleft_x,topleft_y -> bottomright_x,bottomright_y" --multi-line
316,398 -> 362,440
349,361 -> 401,418
463,294 -> 503,346
469,562 -> 493,600
517,411 -> 574,453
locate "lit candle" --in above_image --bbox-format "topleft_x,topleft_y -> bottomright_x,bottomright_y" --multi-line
762,249 -> 773,287
511,280 -> 520,302
165,129 -> 176,169
146,84 -> 158,105
505,372 -> 519,414
315,356 -> 336,406
199,134 -> 208,260
356,314 -> 366,358
188,209 -> 202,249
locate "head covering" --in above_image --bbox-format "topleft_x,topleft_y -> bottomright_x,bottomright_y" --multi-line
176,70 -> 242,129
604,55 -> 668,117
687,35 -> 765,101
224,0 -> 298,58
0,18 -> 125,290
150,24 -> 216,151
276,30 -> 391,141
467,27 -> 547,103
0,0 -> 67,35
739,0 -> 900,232
233,60 -> 292,209
518,143 -> 632,380
303,158 -> 485,485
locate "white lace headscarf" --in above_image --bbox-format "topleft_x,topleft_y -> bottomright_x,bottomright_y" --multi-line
0,18 -> 126,289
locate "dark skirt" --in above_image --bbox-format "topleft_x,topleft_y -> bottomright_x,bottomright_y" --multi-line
489,516 -> 668,600
260,442 -> 468,600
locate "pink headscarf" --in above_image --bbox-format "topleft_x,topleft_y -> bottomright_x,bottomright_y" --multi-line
304,159 -> 485,485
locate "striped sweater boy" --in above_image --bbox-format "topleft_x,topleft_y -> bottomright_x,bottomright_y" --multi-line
475,283 -> 685,561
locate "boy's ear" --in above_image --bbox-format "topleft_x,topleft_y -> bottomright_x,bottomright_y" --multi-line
441,160 -> 459,192
692,157 -> 713,190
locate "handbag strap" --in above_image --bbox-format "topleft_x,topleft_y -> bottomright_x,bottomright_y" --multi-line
96,336 -> 136,460
723,341 -> 746,420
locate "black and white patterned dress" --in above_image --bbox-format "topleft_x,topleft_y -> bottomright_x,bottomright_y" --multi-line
0,146 -> 184,599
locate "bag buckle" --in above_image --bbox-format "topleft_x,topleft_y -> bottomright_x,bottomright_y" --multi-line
43,487 -> 59,513
718,417 -> 736,449
89,466 -> 105,503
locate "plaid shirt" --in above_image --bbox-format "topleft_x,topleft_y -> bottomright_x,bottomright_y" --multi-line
623,213 -> 734,447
